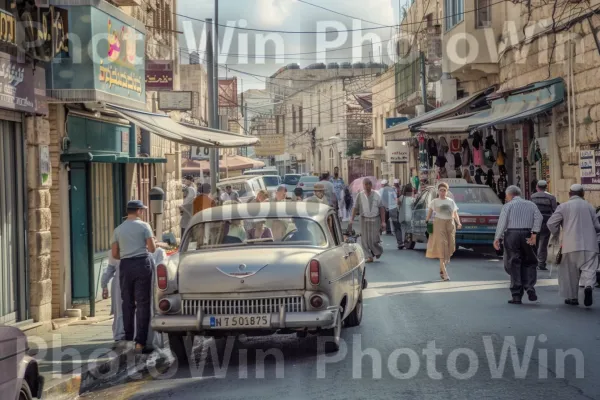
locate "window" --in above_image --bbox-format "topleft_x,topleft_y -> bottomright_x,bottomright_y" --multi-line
276,115 -> 280,134
327,215 -> 341,246
282,112 -> 286,134
476,0 -> 492,28
292,106 -> 297,133
330,87 -> 334,123
318,91 -> 321,126
299,106 -> 303,131
136,164 -> 154,223
165,3 -> 172,44
445,0 -> 464,31
91,163 -> 115,254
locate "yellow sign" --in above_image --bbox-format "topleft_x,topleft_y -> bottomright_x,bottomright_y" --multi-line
0,9 -> 15,46
98,60 -> 143,94
254,135 -> 285,157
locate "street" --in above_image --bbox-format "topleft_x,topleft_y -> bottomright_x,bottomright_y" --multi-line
80,235 -> 600,400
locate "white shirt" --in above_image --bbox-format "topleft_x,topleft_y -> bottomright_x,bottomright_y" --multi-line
378,186 -> 398,210
355,190 -> 383,218
184,186 -> 197,205
429,198 -> 458,220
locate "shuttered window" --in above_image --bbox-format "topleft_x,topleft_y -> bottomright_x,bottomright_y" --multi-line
91,163 -> 115,254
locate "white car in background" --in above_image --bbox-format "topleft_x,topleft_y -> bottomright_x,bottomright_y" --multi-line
262,175 -> 282,195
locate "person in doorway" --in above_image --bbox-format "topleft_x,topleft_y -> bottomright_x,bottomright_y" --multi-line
111,200 -> 156,352
393,179 -> 402,198
547,184 -> 600,307
379,179 -> 398,236
531,180 -> 558,271
220,184 -> 239,202
348,178 -> 385,263
398,183 -> 414,248
494,186 -> 542,304
426,182 -> 462,281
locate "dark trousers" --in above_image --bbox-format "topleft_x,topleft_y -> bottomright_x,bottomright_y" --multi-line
389,208 -> 403,247
385,209 -> 392,234
120,255 -> 152,346
536,223 -> 551,269
504,229 -> 538,297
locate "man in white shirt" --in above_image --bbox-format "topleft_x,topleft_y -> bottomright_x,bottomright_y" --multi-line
379,179 -> 403,248
348,178 -> 386,263
220,184 -> 239,202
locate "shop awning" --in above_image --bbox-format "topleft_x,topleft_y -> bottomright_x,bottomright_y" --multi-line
181,155 -> 265,173
418,78 -> 565,134
383,88 -> 494,136
107,105 -> 260,148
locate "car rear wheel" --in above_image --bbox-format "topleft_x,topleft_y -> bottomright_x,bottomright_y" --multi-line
168,333 -> 189,366
345,291 -> 363,327
19,380 -> 33,400
319,308 -> 342,353
404,233 -> 416,250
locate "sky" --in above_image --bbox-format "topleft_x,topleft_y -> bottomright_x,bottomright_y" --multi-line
176,0 -> 407,91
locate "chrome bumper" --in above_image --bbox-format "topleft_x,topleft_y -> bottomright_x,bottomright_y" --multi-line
152,308 -> 337,332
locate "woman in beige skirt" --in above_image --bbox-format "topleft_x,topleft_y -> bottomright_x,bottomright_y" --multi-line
425,182 -> 462,281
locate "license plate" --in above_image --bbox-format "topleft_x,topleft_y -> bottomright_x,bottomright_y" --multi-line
209,314 -> 271,329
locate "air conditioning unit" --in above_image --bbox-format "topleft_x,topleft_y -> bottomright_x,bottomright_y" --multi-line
110,0 -> 142,6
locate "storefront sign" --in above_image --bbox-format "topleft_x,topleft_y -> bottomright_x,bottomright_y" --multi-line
254,135 -> 284,157
46,4 -> 146,109
0,52 -> 46,114
158,91 -> 192,110
40,145 -> 50,186
0,9 -> 16,47
580,144 -> 600,190
387,140 -> 410,163
14,3 -> 68,62
145,60 -> 173,91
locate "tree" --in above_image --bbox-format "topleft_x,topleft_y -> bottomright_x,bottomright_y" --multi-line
346,141 -> 364,157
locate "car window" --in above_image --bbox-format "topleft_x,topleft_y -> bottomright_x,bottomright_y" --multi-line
183,217 -> 328,250
218,182 -> 251,197
450,187 -> 502,204
250,180 -> 262,192
263,176 -> 280,187
300,176 -> 318,183
284,175 -> 301,185
326,215 -> 341,246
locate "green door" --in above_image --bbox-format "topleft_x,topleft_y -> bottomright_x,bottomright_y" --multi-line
69,162 -> 90,301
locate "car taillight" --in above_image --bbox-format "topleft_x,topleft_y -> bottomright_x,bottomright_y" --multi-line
159,299 -> 171,312
157,264 -> 168,290
309,260 -> 320,285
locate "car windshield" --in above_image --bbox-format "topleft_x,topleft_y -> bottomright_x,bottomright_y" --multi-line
263,176 -> 280,187
300,176 -> 318,183
284,175 -> 301,185
450,187 -> 502,204
182,217 -> 328,250
218,182 -> 251,197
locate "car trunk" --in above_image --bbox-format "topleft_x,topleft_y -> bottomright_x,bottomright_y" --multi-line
178,247 -> 322,294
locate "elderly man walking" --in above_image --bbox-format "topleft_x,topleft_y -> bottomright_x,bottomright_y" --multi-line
547,184 -> 600,307
348,178 -> 386,263
494,186 -> 543,305
531,180 -> 557,271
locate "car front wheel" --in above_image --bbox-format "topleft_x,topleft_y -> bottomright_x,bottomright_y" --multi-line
19,380 -> 33,400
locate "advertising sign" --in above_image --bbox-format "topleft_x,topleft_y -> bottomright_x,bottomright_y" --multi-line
146,60 -> 173,91
0,51 -> 46,114
580,144 -> 600,191
158,91 -> 193,111
387,140 -> 410,163
254,135 -> 284,157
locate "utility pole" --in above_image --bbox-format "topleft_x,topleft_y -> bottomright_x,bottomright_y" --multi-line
206,18 -> 217,195
244,102 -> 248,157
210,1 -> 220,193
420,51 -> 428,113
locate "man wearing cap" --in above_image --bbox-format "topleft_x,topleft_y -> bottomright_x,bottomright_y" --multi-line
547,184 -> 600,307
111,200 -> 156,352
494,185 -> 543,305
220,184 -> 239,202
305,183 -> 328,204
531,180 -> 557,271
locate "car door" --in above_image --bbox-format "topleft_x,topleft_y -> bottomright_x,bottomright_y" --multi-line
326,213 -> 354,314
412,190 -> 430,238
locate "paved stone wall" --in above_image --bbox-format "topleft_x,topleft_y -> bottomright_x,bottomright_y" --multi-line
26,114 -> 52,322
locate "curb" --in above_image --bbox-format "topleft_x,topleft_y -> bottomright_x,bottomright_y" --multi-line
42,347 -> 170,399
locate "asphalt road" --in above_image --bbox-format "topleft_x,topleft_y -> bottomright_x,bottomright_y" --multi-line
81,236 -> 600,400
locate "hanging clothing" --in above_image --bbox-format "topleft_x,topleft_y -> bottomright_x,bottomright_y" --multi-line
450,138 -> 461,153
486,170 -> 497,193
497,146 -> 505,166
461,139 -> 471,167
474,168 -> 485,184
427,138 -> 438,168
438,137 -> 449,156
445,150 -> 455,170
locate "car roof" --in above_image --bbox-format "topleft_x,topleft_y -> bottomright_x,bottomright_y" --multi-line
189,202 -> 333,225
217,177 -> 260,185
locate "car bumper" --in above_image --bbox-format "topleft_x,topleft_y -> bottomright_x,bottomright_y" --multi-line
152,308 -> 337,332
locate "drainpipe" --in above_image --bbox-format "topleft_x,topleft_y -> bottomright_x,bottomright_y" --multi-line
86,162 -> 95,317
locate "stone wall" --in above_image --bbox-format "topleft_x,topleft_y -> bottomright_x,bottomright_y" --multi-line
26,115 -> 52,322
498,4 -> 600,204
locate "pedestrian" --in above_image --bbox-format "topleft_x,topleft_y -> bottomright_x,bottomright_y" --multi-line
252,189 -> 270,203
111,200 -> 156,352
530,180 -> 557,271
183,175 -> 197,200
275,185 -> 288,201
493,185 -> 542,304
341,187 -> 353,221
398,183 -> 414,248
180,185 -> 195,238
394,179 -> 402,198
547,184 -> 600,307
425,182 -> 462,281
292,187 -> 304,201
305,183 -> 328,204
348,178 -> 385,263
220,184 -> 239,202
330,166 -> 345,206
320,172 -> 338,209
378,179 -> 396,235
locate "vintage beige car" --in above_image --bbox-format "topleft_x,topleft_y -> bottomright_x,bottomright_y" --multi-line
152,202 -> 366,363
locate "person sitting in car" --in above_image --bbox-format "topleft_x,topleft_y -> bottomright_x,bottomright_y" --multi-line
247,219 -> 273,240
286,218 -> 317,244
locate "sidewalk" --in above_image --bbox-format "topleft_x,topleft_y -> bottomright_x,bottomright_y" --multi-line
24,299 -> 164,399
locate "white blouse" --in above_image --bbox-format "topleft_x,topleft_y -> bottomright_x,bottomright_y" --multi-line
429,198 -> 458,220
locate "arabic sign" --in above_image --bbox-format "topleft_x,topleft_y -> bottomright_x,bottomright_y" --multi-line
580,144 -> 600,190
14,3 -> 68,62
254,135 -> 284,157
386,140 -> 410,163
0,51 -> 46,114
158,91 -> 192,110
219,78 -> 238,108
46,5 -> 146,110
146,60 -> 173,91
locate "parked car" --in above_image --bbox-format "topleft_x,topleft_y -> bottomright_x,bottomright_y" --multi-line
0,326 -> 44,400
152,202 -> 367,363
283,174 -> 302,191
404,181 -> 503,255
297,176 -> 319,193
216,176 -> 266,203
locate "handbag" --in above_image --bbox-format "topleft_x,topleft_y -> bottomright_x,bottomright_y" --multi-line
546,234 -> 562,265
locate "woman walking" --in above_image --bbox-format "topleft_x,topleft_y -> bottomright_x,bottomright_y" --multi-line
425,182 -> 462,281
398,183 -> 414,248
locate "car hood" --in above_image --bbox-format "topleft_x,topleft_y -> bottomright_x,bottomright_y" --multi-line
178,247 -> 323,293
456,203 -> 502,216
